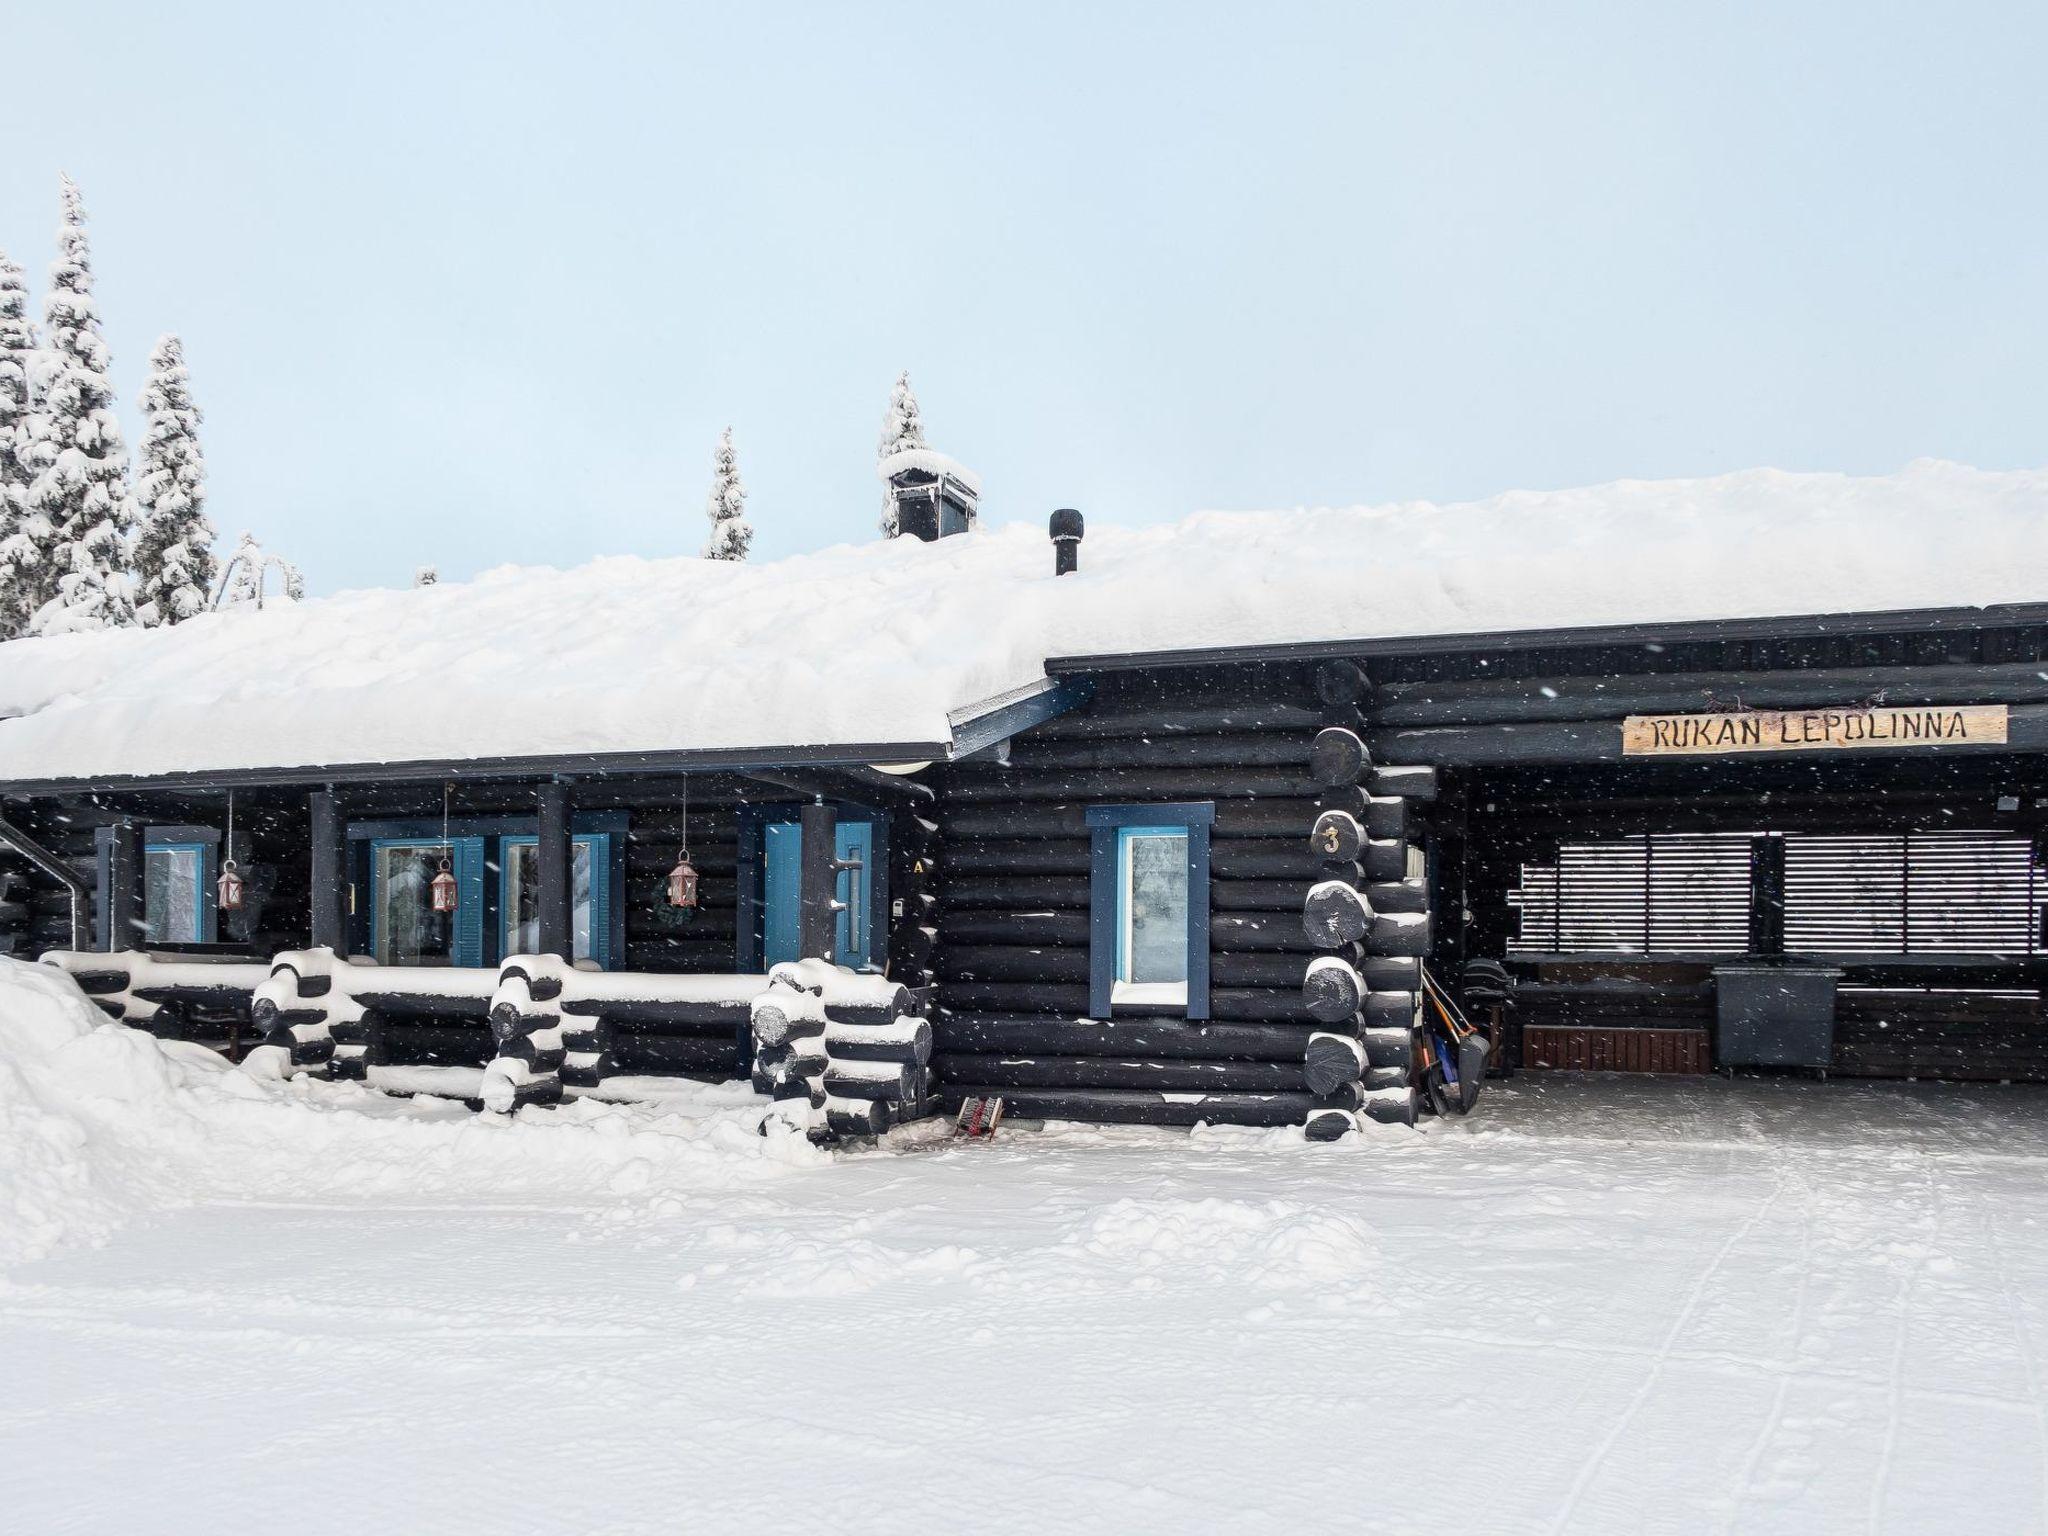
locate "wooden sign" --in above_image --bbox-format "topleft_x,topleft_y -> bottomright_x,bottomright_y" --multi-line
1623,704 -> 2008,757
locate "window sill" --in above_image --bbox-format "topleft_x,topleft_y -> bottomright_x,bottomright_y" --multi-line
1112,981 -> 1189,1008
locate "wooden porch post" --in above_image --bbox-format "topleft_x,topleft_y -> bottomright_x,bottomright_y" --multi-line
309,788 -> 348,953
536,780 -> 574,959
106,816 -> 144,952
799,799 -> 838,962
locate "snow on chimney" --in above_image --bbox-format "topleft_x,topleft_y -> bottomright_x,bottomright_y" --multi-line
878,447 -> 980,541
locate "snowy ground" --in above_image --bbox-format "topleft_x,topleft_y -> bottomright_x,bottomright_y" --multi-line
4,965 -> 2047,1533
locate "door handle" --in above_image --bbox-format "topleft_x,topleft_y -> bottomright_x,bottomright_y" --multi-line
838,855 -> 864,934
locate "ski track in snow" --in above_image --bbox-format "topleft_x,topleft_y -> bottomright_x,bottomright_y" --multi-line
5,969 -> 2048,1533
1545,1161 -> 1793,1536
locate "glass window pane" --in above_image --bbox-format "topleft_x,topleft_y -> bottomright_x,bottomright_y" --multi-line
573,842 -> 592,960
144,847 -> 202,945
1122,831 -> 1189,985
504,840 -> 595,962
377,843 -> 453,964
505,842 -> 538,957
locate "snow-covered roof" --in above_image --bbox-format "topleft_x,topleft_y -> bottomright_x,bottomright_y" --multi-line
0,459 -> 2041,788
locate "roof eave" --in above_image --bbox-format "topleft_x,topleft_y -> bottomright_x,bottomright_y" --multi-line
0,738 -> 955,800
1044,601 -> 2048,675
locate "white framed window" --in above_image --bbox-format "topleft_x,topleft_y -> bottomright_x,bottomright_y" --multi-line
1086,803 -> 1214,1019
1115,826 -> 1191,1006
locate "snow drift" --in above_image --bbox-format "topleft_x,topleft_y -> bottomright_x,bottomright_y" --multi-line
0,958 -> 817,1270
0,458 -> 2041,784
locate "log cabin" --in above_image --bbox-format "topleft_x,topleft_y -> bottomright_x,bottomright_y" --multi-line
1,455 -> 2045,1140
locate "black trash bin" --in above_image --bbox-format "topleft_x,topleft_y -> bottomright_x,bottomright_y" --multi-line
1714,965 -> 1842,1069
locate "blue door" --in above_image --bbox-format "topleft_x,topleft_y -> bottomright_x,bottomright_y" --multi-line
762,820 -> 875,970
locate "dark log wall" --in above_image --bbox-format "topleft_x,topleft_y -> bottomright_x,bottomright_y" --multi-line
928,662 -> 1410,1128
612,785 -> 745,974
285,775 -> 767,974
0,796 -> 308,961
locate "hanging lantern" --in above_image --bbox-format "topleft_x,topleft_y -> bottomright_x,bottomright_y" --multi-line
430,858 -> 460,914
666,850 -> 700,912
216,858 -> 246,912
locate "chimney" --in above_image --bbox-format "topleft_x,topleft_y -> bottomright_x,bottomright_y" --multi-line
1050,508 -> 1083,574
879,448 -> 980,542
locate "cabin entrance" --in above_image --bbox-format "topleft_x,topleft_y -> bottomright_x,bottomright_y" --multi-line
762,819 -> 875,970
1447,752 -> 2048,1083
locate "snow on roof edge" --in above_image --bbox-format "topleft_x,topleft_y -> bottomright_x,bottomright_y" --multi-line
0,458 -> 2039,789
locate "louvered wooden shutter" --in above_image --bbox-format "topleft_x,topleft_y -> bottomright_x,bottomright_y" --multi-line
584,835 -> 614,969
453,836 -> 488,967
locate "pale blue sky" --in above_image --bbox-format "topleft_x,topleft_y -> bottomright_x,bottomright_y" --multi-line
1,1 -> 2043,593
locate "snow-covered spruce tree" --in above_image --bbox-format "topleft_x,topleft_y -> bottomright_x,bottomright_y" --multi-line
702,426 -> 752,560
0,248 -> 39,638
24,177 -> 135,635
131,335 -> 216,627
876,370 -> 925,537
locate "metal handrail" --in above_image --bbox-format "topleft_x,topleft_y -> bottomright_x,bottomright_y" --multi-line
0,807 -> 90,951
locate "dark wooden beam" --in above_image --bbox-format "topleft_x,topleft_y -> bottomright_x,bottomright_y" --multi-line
0,740 -> 953,799
741,765 -> 933,808
1375,657 -> 2048,727
1373,703 -> 2048,768
106,816 -> 143,952
309,789 -> 347,953
798,800 -> 838,961
535,781 -> 573,959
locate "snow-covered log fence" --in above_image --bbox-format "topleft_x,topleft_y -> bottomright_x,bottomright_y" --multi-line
1299,663 -> 1437,1139
932,1016 -> 1323,1059
40,950 -> 271,1038
485,962 -> 765,1113
248,950 -> 499,1081
751,959 -> 936,1141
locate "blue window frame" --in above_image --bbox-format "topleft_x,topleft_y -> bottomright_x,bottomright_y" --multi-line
95,825 -> 219,948
500,833 -> 615,968
146,842 -> 213,945
1086,803 -> 1213,1019
348,813 -> 626,969
367,835 -> 487,967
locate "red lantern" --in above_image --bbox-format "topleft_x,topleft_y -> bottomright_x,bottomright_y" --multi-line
217,859 -> 246,912
430,859 -> 460,914
666,851 -> 700,911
